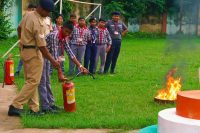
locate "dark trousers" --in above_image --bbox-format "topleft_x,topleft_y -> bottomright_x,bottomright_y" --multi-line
104,39 -> 121,73
84,43 -> 97,73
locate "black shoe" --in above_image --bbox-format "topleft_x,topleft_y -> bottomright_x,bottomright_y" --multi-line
110,70 -> 116,74
8,105 -> 23,117
98,71 -> 103,75
29,110 -> 45,116
42,107 -> 59,114
50,105 -> 63,111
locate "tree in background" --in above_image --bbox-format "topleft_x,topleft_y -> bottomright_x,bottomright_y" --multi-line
0,0 -> 14,40
52,0 -> 74,23
166,0 -> 200,34
102,0 -> 166,23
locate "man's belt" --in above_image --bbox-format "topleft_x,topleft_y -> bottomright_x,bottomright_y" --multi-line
22,45 -> 36,49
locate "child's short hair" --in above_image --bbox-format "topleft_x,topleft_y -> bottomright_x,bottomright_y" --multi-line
99,18 -> 106,22
28,3 -> 36,9
63,21 -> 74,31
56,14 -> 63,19
89,17 -> 97,22
70,14 -> 77,18
78,17 -> 85,21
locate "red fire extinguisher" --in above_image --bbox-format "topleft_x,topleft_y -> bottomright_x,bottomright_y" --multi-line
62,82 -> 76,112
62,72 -> 95,112
4,56 -> 14,85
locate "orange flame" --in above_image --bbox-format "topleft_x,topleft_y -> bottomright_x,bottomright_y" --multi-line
155,68 -> 182,101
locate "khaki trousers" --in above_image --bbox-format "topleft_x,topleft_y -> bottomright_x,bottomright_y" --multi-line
12,54 -> 43,112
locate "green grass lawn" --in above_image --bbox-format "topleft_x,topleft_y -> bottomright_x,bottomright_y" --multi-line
1,36 -> 200,130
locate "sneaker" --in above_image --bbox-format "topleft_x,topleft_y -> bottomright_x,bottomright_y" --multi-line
42,107 -> 59,114
29,110 -> 45,116
50,105 -> 63,111
8,105 -> 23,117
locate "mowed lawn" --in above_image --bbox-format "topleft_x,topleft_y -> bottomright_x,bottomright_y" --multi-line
1,36 -> 200,129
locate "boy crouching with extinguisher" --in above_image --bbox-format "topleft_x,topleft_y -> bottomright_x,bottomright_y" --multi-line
39,21 -> 88,113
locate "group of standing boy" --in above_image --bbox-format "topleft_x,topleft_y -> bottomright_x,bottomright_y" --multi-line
50,11 -> 128,76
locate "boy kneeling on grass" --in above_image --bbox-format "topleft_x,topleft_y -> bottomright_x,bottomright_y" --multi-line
39,21 -> 88,114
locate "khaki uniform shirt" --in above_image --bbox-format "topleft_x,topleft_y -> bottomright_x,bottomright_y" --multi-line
19,11 -> 46,61
19,11 -> 46,47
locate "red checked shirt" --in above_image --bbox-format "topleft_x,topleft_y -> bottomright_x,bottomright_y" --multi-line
96,27 -> 112,45
70,25 -> 91,46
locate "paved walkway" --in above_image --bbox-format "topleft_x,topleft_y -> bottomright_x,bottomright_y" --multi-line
0,84 -> 139,133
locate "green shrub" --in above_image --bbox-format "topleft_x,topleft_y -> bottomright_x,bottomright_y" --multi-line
0,0 -> 14,40
127,32 -> 166,39
0,12 -> 13,40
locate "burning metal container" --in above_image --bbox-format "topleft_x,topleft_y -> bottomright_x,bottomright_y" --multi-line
154,68 -> 182,104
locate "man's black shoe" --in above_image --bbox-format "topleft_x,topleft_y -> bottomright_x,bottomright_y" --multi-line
50,105 -> 63,111
110,70 -> 116,74
104,71 -> 108,74
8,105 -> 23,117
42,107 -> 59,114
29,110 -> 45,116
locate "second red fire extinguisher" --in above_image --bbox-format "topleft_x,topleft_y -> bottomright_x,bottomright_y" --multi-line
4,56 -> 14,85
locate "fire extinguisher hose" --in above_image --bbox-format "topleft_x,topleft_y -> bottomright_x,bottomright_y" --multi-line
67,72 -> 95,81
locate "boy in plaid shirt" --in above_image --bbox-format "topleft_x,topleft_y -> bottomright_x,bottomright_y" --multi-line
39,21 -> 88,113
68,17 -> 90,75
50,14 -> 65,74
94,18 -> 112,74
52,14 -> 63,32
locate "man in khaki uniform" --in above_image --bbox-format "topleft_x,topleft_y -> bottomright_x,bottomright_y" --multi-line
8,0 -> 62,116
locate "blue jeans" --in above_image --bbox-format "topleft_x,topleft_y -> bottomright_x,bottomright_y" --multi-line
16,59 -> 23,73
104,39 -> 121,73
84,44 -> 97,73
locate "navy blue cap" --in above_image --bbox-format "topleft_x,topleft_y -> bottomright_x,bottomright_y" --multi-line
111,11 -> 121,16
99,18 -> 106,22
89,17 -> 97,22
39,0 -> 54,12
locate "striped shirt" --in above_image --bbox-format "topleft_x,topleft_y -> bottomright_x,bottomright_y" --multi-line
46,31 -> 75,60
52,24 -> 62,32
70,25 -> 90,45
96,27 -> 112,45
